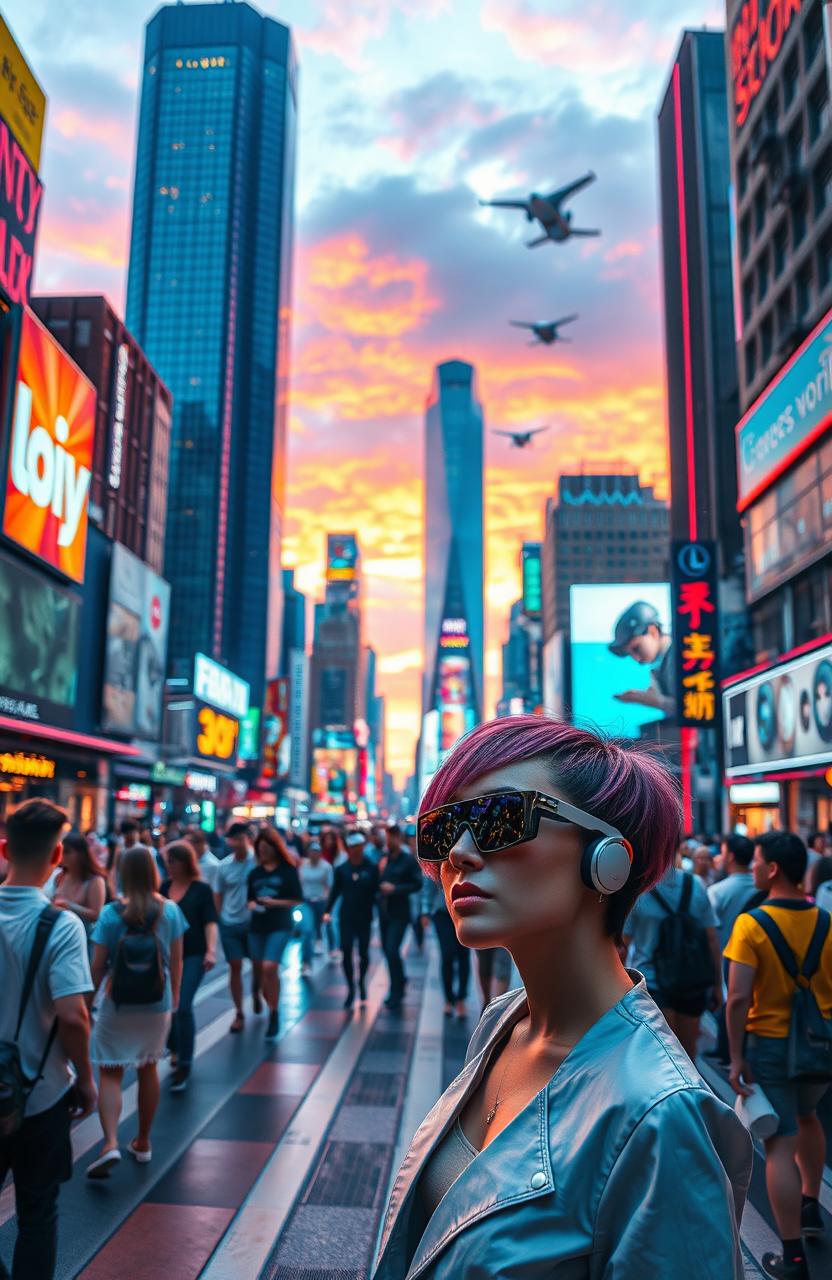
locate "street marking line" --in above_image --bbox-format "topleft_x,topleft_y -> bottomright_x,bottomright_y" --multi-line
200,958 -> 393,1280
0,953 -> 322,1229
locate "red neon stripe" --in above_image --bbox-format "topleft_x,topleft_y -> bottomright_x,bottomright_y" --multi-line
725,766 -> 826,785
0,717 -> 142,756
680,726 -> 695,832
673,63 -> 697,541
721,631 -> 832,688
736,410 -> 832,512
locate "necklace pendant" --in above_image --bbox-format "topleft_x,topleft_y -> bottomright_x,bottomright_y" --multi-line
486,1104 -> 497,1125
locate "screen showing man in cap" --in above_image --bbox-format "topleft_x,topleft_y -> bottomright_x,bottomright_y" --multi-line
609,600 -> 676,719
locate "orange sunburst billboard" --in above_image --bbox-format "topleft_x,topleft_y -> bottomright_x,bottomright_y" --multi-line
3,308 -> 96,583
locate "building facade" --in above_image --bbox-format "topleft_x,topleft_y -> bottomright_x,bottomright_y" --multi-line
31,295 -> 172,575
125,0 -> 297,704
421,360 -> 484,786
541,474 -> 670,642
722,0 -> 832,836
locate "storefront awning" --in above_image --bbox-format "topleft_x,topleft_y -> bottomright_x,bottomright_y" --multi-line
0,716 -> 142,757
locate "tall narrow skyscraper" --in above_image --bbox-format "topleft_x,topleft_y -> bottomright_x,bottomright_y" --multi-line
421,361 -> 484,784
126,1 -> 297,703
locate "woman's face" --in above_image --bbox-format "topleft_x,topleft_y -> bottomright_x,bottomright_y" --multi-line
438,759 -> 593,951
62,846 -> 79,875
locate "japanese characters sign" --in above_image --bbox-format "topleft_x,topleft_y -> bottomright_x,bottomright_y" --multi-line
671,540 -> 721,728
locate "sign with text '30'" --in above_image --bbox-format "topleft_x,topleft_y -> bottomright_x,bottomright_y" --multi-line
3,308 -> 95,583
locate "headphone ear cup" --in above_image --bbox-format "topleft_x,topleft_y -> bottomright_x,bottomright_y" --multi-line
581,837 -> 633,895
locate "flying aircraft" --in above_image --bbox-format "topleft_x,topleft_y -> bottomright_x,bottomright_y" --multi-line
510,314 -> 578,345
492,427 -> 551,449
481,173 -> 600,247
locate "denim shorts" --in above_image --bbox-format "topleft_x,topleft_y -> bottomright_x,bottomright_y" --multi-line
219,920 -> 250,962
746,1033 -> 830,1138
247,929 -> 292,964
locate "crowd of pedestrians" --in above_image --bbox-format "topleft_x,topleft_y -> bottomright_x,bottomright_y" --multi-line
1,789 -> 830,1280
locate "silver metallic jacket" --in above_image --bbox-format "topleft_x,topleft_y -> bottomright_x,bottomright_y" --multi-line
374,973 -> 752,1280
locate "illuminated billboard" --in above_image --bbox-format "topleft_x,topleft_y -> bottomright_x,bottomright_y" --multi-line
0,116 -> 43,305
670,540 -> 721,729
261,677 -> 290,782
3,309 -> 96,581
101,542 -> 170,740
0,549 -> 80,728
736,304 -> 832,512
522,543 -> 542,618
569,583 -> 674,735
0,15 -> 46,172
730,0 -> 801,133
310,746 -> 357,814
326,533 -> 358,582
440,617 -> 469,649
192,655 -> 249,766
724,640 -> 832,777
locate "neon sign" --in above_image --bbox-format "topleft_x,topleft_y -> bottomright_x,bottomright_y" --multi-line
731,0 -> 801,132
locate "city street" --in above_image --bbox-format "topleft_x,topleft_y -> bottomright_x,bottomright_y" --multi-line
0,935 -> 828,1280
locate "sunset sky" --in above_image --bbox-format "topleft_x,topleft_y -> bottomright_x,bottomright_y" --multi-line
9,0 -> 723,782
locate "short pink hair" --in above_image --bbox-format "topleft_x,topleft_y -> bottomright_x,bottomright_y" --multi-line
420,715 -> 681,939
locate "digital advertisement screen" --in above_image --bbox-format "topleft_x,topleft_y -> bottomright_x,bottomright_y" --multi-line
194,701 -> 240,765
326,533 -> 358,582
310,746 -> 357,813
0,550 -> 80,727
101,542 -> 170,740
569,583 -> 673,735
3,309 -> 96,581
724,641 -> 832,777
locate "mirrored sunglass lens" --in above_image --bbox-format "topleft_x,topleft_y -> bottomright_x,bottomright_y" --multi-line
419,805 -> 464,860
470,792 -> 526,851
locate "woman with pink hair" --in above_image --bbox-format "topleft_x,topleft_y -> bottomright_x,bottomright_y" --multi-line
374,716 -> 752,1279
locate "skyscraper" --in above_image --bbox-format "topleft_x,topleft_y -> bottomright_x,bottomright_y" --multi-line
422,360 -> 484,783
125,1 -> 297,704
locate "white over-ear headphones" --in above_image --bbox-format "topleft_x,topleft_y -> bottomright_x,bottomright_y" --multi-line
580,835 -> 634,896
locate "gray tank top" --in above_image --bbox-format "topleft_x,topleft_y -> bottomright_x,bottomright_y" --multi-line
420,1117 -> 480,1217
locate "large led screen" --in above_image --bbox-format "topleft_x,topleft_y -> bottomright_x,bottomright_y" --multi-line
569,583 -> 673,736
101,542 -> 170,739
0,550 -> 80,727
724,641 -> 832,777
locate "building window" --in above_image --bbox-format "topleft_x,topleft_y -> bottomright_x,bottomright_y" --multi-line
757,251 -> 769,303
776,287 -> 793,337
743,276 -> 754,323
773,220 -> 788,276
761,313 -> 774,363
738,152 -> 749,199
812,148 -> 832,218
745,337 -> 757,384
787,119 -> 803,172
74,319 -> 91,346
797,262 -> 813,317
804,3 -> 824,69
754,183 -> 767,235
819,229 -> 832,290
809,80 -> 830,144
740,211 -> 751,259
782,49 -> 799,110
793,195 -> 807,246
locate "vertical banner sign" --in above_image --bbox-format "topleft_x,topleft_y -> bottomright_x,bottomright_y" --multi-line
671,540 -> 720,728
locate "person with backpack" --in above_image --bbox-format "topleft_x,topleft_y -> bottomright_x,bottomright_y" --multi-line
725,831 -> 832,1280
622,853 -> 723,1060
86,845 -> 186,1178
0,799 -> 96,1280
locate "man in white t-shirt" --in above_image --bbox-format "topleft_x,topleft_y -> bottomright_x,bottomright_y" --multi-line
0,799 -> 95,1280
185,825 -> 220,891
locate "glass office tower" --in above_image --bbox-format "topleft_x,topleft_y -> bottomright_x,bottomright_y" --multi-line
422,361 -> 484,780
126,1 -> 296,702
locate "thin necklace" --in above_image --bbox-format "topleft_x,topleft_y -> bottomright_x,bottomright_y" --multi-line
485,1039 -> 527,1125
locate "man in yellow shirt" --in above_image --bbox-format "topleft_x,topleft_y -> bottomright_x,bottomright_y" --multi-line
725,831 -> 832,1280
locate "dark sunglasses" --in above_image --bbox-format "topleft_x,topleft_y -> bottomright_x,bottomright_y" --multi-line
417,789 -> 623,863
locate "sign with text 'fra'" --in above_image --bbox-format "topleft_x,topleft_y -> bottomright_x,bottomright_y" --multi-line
193,652 -> 249,718
3,309 -> 95,582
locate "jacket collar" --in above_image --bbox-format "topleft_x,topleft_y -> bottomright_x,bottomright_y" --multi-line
377,973 -> 649,1280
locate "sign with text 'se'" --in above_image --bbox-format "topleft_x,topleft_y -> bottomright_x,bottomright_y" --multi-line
671,540 -> 721,729
0,15 -> 46,172
3,308 -> 96,583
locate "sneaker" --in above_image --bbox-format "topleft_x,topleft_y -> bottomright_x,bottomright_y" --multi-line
761,1252 -> 809,1279
801,1199 -> 825,1237
443,1002 -> 454,1017
230,1012 -> 245,1034
265,1009 -> 279,1040
252,992 -> 264,1015
358,981 -> 367,1004
169,1067 -> 190,1093
86,1148 -> 121,1180
343,988 -> 355,1009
